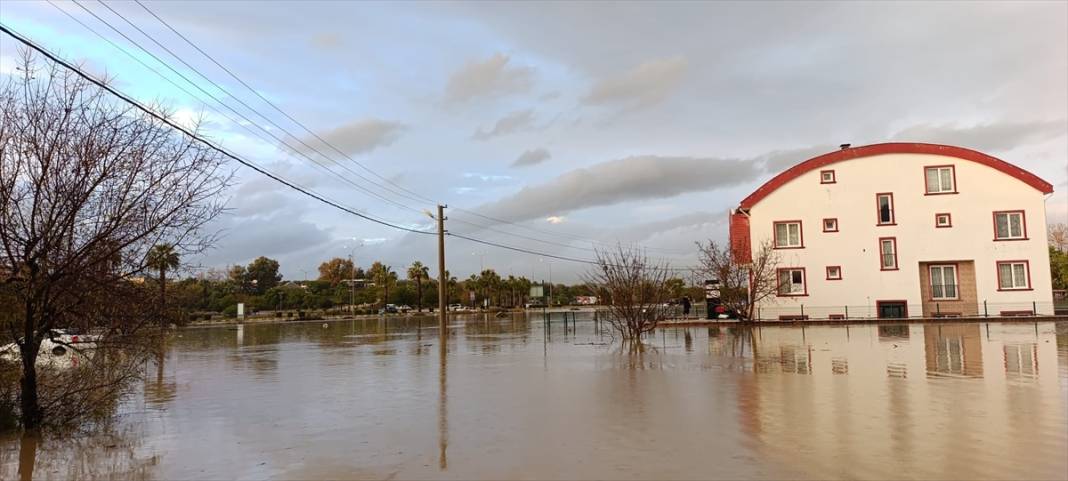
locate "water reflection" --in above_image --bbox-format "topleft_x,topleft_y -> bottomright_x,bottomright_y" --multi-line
1,317 -> 1064,480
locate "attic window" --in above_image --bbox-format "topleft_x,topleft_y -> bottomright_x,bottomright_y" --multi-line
820,170 -> 836,184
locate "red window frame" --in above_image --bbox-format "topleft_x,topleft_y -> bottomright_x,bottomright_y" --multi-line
825,265 -> 842,280
935,213 -> 952,228
822,218 -> 839,233
928,263 -> 960,300
878,237 -> 898,271
820,170 -> 836,184
776,267 -> 808,297
992,210 -> 1028,241
995,260 -> 1032,291
924,164 -> 958,195
876,193 -> 896,226
772,220 -> 804,249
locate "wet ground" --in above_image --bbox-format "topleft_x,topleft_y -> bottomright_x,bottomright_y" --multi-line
2,314 -> 1066,480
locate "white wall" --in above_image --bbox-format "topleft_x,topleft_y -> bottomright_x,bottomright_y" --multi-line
747,152 -> 1054,318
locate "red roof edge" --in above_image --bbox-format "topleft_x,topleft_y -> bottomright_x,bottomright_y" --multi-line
738,143 -> 1054,209
729,210 -> 751,264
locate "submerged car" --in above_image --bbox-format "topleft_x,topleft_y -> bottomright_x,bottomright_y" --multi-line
0,329 -> 98,369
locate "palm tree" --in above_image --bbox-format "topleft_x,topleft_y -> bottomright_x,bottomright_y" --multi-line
147,244 -> 180,322
407,261 -> 430,312
369,262 -> 397,308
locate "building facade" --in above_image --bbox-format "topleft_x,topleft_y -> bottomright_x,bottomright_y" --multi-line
730,143 -> 1056,319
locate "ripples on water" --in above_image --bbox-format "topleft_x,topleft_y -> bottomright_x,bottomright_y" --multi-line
2,315 -> 1066,480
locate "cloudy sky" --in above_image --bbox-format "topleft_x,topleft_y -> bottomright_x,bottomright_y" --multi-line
2,1 -> 1066,282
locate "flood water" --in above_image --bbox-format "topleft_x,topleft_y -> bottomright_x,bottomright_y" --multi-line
2,314 -> 1067,480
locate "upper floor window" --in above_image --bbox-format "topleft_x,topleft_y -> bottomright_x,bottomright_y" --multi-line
925,165 -> 956,194
820,170 -> 836,184
929,264 -> 959,300
993,211 -> 1027,240
935,213 -> 952,228
879,237 -> 898,270
773,221 -> 803,248
822,218 -> 838,232
997,261 -> 1031,290
876,193 -> 895,225
826,266 -> 842,280
777,268 -> 807,296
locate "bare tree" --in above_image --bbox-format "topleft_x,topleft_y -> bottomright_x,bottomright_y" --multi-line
0,52 -> 230,430
696,239 -> 781,321
1049,222 -> 1068,252
584,246 -> 673,340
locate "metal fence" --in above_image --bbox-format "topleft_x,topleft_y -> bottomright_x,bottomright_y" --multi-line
749,300 -> 1061,321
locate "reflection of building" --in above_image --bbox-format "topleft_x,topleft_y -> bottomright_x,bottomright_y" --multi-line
923,324 -> 983,377
730,143 -> 1055,320
730,322 -> 1063,479
574,296 -> 598,305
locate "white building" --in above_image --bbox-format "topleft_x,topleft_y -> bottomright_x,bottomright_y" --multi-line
730,142 -> 1056,320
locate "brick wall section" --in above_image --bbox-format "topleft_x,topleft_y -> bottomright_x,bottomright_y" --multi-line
729,212 -> 751,264
918,261 -> 978,316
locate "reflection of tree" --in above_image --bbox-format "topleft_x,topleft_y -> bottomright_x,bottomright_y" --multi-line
3,424 -> 157,480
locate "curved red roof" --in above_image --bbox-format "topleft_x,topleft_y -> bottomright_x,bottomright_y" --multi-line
738,142 -> 1054,209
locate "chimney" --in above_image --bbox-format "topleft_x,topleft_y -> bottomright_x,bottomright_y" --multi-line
839,143 -> 851,150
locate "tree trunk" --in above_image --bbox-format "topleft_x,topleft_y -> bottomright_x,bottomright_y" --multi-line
160,266 -> 167,328
416,277 -> 423,312
19,343 -> 40,430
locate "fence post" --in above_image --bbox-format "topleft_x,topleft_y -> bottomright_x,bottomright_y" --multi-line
800,304 -> 805,319
844,305 -> 849,320
983,300 -> 988,318
936,303 -> 940,316
1032,301 -> 1037,316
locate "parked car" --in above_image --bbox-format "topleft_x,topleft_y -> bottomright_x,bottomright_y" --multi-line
379,304 -> 399,314
396,305 -> 412,313
0,329 -> 98,369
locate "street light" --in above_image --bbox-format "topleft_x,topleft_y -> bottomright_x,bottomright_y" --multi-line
344,240 -> 363,316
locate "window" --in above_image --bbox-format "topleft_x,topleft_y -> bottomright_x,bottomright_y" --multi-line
773,221 -> 803,248
879,237 -> 898,270
935,213 -> 952,228
777,268 -> 807,296
929,265 -> 959,300
925,165 -> 956,194
993,211 -> 1027,240
876,193 -> 895,225
997,261 -> 1030,290
826,266 -> 842,280
822,218 -> 838,232
820,170 -> 836,184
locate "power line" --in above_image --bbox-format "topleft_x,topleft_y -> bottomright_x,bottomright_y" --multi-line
0,23 -> 434,237
43,0 -> 390,214
3,20 -> 699,273
120,0 -> 690,258
132,0 -> 436,208
77,0 -> 429,215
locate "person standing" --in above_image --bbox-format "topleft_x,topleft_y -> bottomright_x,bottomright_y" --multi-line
681,296 -> 692,319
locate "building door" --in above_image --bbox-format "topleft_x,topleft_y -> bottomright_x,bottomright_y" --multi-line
877,301 -> 908,319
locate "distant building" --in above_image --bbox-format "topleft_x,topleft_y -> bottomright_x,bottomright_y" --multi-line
730,143 -> 1055,319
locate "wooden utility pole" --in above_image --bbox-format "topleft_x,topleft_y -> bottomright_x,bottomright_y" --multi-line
437,204 -> 448,337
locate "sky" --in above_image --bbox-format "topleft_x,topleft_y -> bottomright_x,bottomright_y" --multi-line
1,1 -> 1066,283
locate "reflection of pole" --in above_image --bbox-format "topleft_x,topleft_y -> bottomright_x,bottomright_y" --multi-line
438,324 -> 448,470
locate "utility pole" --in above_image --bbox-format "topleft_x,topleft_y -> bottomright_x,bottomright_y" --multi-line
436,205 -> 447,337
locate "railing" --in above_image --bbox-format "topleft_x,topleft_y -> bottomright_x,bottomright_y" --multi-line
750,300 -> 1060,321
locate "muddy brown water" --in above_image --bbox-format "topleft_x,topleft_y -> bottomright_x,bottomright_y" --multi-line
2,315 -> 1066,480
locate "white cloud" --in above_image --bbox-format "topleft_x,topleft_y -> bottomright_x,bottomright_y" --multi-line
444,53 -> 534,103
512,148 -> 551,167
583,56 -> 688,110
472,109 -> 537,140
299,119 -> 404,156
